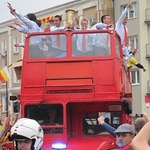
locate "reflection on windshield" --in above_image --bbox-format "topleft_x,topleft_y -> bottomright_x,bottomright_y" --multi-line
25,104 -> 63,134
83,112 -> 120,135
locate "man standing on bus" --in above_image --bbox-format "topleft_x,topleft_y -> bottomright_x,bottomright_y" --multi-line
91,15 -> 112,56
74,18 -> 94,56
49,15 -> 71,57
115,2 -> 146,71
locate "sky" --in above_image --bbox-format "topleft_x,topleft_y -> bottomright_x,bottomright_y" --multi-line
0,0 -> 74,22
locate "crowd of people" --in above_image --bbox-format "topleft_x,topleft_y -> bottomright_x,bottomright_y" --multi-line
0,112 -> 149,149
98,113 -> 150,150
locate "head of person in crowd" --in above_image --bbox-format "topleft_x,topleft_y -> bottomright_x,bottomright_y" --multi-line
81,18 -> 88,30
26,13 -> 37,23
11,118 -> 43,150
73,17 -> 80,29
104,117 -> 110,124
47,20 -> 54,28
101,15 -> 111,25
114,123 -> 135,148
134,117 -> 146,134
53,15 -> 62,27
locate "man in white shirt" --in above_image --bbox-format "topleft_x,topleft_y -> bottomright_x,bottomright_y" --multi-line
115,2 -> 146,71
49,15 -> 68,57
91,15 -> 112,56
73,18 -> 94,56
115,2 -> 134,60
7,3 -> 43,47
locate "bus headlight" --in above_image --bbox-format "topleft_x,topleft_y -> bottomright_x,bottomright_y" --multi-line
52,143 -> 66,150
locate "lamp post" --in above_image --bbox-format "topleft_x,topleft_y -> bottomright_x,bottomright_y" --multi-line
0,51 -> 9,117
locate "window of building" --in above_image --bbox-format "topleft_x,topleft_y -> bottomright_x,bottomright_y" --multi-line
13,37 -> 19,53
1,40 -> 7,55
128,35 -> 138,50
13,70 -> 19,83
121,2 -> 137,19
1,96 -> 6,113
130,70 -> 140,85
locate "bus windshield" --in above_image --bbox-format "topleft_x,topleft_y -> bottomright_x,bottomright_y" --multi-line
72,32 -> 111,57
28,32 -> 111,58
24,104 -> 63,134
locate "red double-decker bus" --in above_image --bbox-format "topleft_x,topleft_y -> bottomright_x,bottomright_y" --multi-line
13,29 -> 132,150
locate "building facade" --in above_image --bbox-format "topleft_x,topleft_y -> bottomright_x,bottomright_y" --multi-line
0,0 -> 150,117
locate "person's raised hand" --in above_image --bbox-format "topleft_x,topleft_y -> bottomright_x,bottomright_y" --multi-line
97,116 -> 105,125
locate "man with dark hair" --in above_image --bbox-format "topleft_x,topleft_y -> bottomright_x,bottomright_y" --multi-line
91,15 -> 112,56
101,15 -> 111,24
91,15 -> 112,30
49,15 -> 70,57
7,2 -> 43,48
26,13 -> 37,22
50,15 -> 63,30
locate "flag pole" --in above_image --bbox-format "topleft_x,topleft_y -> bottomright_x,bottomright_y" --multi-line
5,50 -> 9,117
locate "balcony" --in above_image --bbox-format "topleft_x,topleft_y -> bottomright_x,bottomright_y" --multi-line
146,44 -> 150,58
145,9 -> 150,24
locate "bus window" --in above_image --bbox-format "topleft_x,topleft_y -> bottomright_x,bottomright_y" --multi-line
83,112 -> 121,135
72,32 -> 111,57
25,104 -> 63,134
29,34 -> 67,58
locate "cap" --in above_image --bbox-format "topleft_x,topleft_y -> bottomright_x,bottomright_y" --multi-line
114,123 -> 135,135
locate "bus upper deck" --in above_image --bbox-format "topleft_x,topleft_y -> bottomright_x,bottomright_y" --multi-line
21,29 -> 131,102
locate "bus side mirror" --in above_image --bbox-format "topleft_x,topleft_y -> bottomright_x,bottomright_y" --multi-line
13,101 -> 20,113
123,100 -> 132,114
